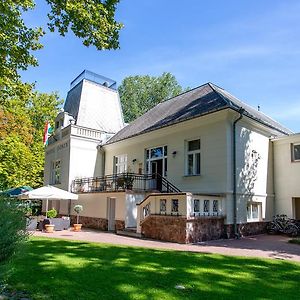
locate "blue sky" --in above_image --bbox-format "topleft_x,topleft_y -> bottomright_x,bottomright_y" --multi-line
22,0 -> 300,132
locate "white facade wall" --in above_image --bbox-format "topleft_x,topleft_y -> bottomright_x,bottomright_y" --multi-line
68,136 -> 99,187
273,134 -> 300,218
225,118 -> 275,224
104,110 -> 277,225
44,137 -> 71,191
236,121 -> 273,222
104,111 -> 229,194
125,192 -> 146,227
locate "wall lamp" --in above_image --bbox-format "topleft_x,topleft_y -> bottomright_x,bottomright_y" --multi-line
132,159 -> 137,164
172,151 -> 177,158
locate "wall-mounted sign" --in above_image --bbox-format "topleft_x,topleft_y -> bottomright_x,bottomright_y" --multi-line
57,142 -> 69,151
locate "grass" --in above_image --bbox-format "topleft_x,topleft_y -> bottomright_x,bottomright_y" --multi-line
289,238 -> 300,245
5,237 -> 300,300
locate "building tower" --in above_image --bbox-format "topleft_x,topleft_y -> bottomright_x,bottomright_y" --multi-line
44,70 -> 125,198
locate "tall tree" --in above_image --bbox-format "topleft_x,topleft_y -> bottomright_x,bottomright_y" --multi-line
46,0 -> 123,50
0,0 -> 122,189
0,92 -> 62,190
0,0 -> 123,101
118,72 -> 188,123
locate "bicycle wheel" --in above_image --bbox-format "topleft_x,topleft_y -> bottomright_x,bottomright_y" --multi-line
285,224 -> 299,237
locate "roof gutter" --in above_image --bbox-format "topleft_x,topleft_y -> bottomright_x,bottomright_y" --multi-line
232,107 -> 245,238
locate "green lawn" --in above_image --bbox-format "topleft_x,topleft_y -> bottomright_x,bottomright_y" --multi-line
6,237 -> 300,300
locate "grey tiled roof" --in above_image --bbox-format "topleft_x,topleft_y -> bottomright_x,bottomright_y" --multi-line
107,83 -> 292,144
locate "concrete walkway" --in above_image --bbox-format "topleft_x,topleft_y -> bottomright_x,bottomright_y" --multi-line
33,229 -> 300,262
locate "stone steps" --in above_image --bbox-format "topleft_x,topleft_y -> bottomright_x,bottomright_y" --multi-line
116,229 -> 142,238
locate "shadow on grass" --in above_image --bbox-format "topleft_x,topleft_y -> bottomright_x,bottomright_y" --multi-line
8,238 -> 300,300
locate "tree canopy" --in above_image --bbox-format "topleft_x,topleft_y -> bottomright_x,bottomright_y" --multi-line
118,72 -> 188,123
0,0 -> 122,94
0,0 -> 122,190
0,92 -> 63,190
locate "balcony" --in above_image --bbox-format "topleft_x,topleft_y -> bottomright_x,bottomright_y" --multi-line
47,124 -> 103,146
71,173 -> 181,194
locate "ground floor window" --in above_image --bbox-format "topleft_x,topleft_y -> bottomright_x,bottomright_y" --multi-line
192,199 -> 220,216
172,199 -> 179,213
160,199 -> 166,213
193,199 -> 200,212
247,202 -> 261,221
143,203 -> 150,218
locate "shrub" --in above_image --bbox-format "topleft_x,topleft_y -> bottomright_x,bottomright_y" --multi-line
0,196 -> 28,265
47,208 -> 57,219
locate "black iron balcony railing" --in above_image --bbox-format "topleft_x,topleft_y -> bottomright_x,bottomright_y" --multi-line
71,173 -> 181,194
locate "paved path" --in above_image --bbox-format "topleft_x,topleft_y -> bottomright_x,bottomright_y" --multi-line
33,229 -> 300,262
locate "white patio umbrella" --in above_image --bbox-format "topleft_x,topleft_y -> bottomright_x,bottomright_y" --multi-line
18,185 -> 78,218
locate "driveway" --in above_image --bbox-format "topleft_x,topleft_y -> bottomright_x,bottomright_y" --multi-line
33,230 -> 300,262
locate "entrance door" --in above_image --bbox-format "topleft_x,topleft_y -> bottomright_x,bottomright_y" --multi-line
107,197 -> 116,231
295,198 -> 300,220
151,160 -> 163,191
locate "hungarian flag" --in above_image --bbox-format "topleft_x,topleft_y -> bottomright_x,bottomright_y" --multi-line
43,121 -> 52,146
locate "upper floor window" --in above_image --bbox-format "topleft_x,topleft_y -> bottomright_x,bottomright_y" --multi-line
186,139 -> 201,175
114,154 -> 127,174
292,143 -> 300,162
52,160 -> 61,184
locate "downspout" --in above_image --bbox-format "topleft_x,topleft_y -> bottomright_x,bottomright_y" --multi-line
233,108 -> 245,238
97,144 -> 105,177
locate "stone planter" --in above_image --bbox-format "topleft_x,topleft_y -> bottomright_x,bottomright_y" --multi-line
45,224 -> 55,233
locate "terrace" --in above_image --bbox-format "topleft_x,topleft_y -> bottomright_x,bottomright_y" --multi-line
71,173 -> 181,194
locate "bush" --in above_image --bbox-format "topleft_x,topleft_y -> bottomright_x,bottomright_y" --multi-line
47,208 -> 57,218
0,196 -> 28,265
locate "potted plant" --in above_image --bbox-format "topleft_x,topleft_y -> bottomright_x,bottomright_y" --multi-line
124,173 -> 134,190
117,172 -> 134,190
44,208 -> 57,233
73,204 -> 83,232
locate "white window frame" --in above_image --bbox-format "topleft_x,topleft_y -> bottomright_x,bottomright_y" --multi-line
247,202 -> 261,222
185,139 -> 201,176
51,160 -> 61,184
114,154 -> 127,174
292,143 -> 300,162
145,145 -> 168,177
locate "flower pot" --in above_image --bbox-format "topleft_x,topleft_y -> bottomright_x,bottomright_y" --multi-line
45,224 -> 55,233
73,224 -> 82,232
